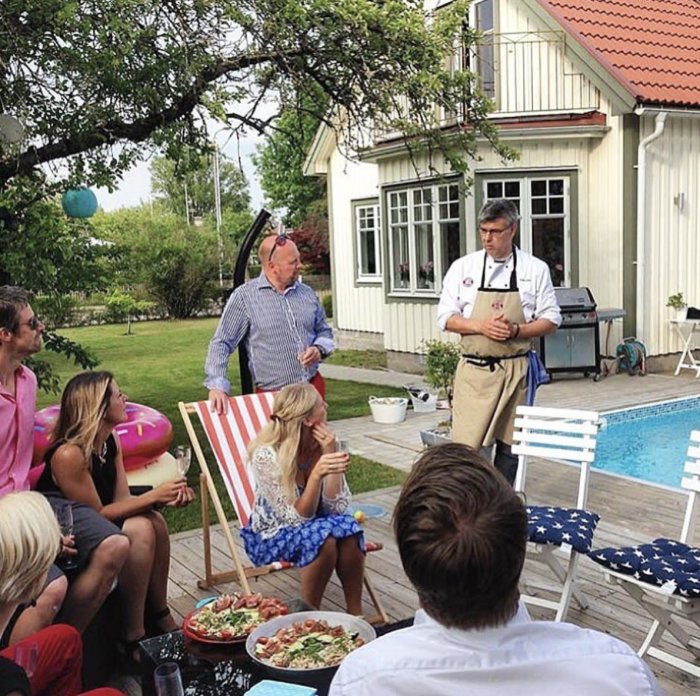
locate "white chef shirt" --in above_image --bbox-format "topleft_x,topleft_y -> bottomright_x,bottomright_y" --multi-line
330,605 -> 661,696
437,247 -> 561,331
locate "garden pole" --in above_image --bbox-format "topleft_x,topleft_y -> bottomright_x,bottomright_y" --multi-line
233,208 -> 271,394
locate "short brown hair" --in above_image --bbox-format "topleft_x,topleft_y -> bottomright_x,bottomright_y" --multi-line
394,443 -> 527,630
0,286 -> 31,334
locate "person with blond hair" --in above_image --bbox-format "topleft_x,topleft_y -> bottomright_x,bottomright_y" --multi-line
240,383 -> 365,613
0,491 -> 125,696
0,285 -> 128,647
36,370 -> 195,668
330,444 -> 661,696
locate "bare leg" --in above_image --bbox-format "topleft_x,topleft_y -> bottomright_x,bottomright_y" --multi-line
299,537 -> 337,609
335,536 -> 365,615
142,510 -> 177,633
119,515 -> 156,643
60,534 -> 130,632
9,576 -> 68,644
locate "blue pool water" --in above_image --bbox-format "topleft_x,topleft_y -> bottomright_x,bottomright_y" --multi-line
595,396 -> 700,488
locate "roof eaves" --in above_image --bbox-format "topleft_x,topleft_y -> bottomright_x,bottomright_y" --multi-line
524,0 -> 639,114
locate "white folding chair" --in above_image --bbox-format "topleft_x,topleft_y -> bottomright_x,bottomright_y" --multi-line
512,405 -> 601,621
178,393 -> 388,624
589,430 -> 700,677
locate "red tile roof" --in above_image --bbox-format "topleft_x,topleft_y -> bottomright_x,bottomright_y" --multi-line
537,0 -> 700,107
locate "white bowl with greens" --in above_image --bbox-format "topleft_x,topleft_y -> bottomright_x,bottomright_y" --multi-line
246,611 -> 375,679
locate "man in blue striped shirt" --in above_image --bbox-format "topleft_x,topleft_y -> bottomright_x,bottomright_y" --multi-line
204,234 -> 335,414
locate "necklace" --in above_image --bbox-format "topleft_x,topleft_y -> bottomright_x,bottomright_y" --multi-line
94,441 -> 108,465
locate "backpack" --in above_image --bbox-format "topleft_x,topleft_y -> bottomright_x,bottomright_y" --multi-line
616,337 -> 647,376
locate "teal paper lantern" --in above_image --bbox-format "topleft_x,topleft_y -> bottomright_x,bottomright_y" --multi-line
62,187 -> 98,218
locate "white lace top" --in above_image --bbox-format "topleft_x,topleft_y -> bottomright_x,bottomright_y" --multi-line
248,445 -> 352,539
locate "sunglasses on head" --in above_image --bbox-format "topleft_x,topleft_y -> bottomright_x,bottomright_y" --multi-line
267,233 -> 288,263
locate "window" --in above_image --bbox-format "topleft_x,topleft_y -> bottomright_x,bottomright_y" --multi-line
482,175 -> 570,286
467,0 -> 495,99
354,201 -> 382,281
387,180 -> 462,295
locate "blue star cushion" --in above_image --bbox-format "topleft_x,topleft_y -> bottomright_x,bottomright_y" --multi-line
527,505 -> 600,554
589,537 -> 700,598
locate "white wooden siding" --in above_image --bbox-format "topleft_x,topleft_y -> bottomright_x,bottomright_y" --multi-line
327,146 -> 385,335
642,114 -> 700,355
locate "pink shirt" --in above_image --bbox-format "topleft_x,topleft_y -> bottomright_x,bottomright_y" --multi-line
0,364 -> 37,495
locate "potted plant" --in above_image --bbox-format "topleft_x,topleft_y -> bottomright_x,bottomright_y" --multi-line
667,292 -> 687,321
399,261 -> 410,287
418,339 -> 461,447
418,260 -> 435,288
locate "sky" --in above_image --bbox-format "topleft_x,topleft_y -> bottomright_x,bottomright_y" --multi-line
95,130 -> 266,213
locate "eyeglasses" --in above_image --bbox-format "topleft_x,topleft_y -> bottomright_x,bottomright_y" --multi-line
21,316 -> 43,331
479,224 -> 513,238
267,234 -> 288,263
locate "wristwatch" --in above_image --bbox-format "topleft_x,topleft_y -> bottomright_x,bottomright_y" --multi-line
314,345 -> 328,359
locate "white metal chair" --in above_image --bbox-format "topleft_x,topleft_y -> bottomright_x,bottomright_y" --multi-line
512,405 -> 601,621
178,392 -> 388,624
589,430 -> 700,677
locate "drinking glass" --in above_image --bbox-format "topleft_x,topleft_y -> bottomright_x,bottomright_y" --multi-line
55,505 -> 77,570
174,445 -> 191,477
336,439 -> 350,455
154,662 -> 184,696
14,641 -> 38,678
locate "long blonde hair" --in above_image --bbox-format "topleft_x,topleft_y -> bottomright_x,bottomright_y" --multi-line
50,370 -> 114,464
248,383 -> 320,501
0,492 -> 62,605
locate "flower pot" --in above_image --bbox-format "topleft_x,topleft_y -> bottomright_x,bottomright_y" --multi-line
420,428 -> 452,447
676,307 -> 688,321
368,396 -> 408,424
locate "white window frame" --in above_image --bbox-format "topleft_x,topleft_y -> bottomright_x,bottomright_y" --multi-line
386,180 -> 461,296
482,175 -> 571,287
354,201 -> 382,282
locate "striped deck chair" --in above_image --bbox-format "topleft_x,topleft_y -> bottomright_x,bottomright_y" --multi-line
179,393 -> 388,624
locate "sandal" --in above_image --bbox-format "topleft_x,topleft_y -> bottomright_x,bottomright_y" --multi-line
147,607 -> 177,637
117,635 -> 146,674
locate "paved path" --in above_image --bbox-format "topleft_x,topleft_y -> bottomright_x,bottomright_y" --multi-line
321,366 -> 700,473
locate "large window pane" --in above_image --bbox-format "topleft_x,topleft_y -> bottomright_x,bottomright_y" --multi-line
441,221 -> 461,272
392,226 -> 410,289
356,204 -> 380,277
532,218 -> 565,287
416,224 -> 434,289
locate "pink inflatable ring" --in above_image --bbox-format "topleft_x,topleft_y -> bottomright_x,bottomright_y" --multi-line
33,401 -> 173,472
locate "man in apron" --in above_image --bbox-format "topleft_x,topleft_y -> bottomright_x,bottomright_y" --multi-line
437,199 -> 561,483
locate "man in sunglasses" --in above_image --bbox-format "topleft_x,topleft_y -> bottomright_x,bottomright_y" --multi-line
205,233 -> 335,414
0,286 -> 128,646
436,199 -> 561,484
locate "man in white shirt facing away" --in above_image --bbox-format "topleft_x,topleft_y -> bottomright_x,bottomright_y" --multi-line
330,444 -> 662,696
437,199 -> 561,483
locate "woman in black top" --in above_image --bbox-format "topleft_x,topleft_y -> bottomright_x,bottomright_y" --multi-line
37,371 -> 194,664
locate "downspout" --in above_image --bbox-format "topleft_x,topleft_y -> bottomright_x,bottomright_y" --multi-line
635,110 -> 666,343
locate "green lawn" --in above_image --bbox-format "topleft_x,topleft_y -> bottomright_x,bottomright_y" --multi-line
36,318 -> 406,532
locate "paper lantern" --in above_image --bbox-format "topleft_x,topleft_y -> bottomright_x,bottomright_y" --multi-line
62,187 -> 98,218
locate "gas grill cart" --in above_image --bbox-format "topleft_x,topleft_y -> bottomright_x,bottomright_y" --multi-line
539,287 -> 601,379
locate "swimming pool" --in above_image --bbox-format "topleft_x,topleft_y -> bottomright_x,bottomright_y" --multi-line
595,396 -> 700,489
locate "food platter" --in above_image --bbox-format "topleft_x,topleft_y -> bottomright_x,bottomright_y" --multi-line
182,593 -> 289,645
245,611 -> 375,679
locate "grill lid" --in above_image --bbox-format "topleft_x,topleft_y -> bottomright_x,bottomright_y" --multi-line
554,287 -> 596,311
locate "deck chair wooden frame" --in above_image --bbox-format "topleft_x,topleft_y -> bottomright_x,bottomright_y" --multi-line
179,394 -> 388,624
596,430 -> 700,677
512,405 -> 601,622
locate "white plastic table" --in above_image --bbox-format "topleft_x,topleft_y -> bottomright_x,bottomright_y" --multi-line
670,319 -> 700,378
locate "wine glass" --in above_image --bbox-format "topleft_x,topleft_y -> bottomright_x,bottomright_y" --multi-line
154,661 -> 184,696
55,505 -> 77,570
174,445 -> 191,477
14,641 -> 38,678
336,439 -> 350,455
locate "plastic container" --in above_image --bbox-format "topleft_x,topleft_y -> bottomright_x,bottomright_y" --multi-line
405,385 -> 438,413
368,396 -> 408,424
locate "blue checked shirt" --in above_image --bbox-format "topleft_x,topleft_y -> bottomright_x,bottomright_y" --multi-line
204,273 -> 335,393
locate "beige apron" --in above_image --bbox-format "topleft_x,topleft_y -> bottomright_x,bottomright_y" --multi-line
452,248 -> 530,449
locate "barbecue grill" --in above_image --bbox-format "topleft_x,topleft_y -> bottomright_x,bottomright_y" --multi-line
539,287 -> 600,378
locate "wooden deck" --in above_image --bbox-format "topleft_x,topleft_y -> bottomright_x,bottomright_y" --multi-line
115,371 -> 700,694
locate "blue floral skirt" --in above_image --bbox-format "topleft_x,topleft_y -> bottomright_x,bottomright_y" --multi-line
240,514 -> 365,568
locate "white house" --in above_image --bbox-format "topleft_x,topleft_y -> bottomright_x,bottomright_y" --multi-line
304,0 -> 700,371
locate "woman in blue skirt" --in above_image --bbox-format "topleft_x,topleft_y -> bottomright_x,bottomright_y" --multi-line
240,383 -> 365,614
